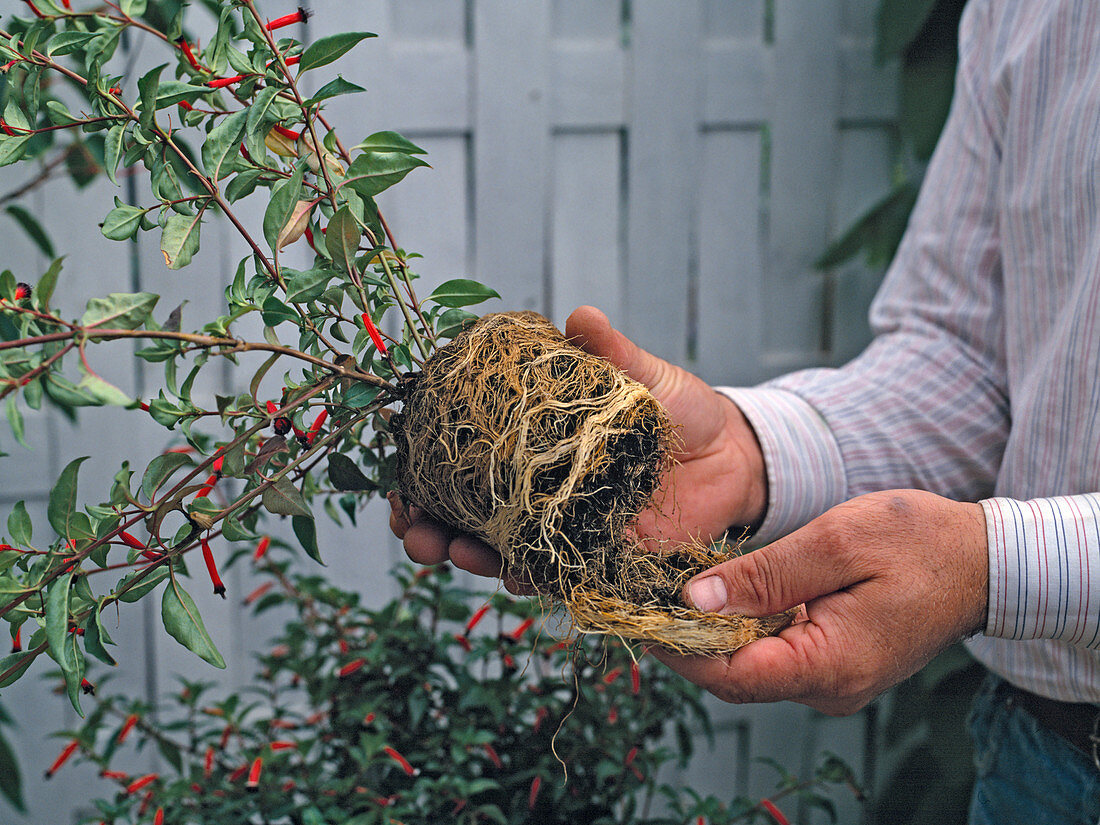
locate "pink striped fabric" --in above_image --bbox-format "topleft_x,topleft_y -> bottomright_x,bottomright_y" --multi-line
720,0 -> 1100,702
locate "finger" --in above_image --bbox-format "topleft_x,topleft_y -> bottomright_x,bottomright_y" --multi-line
683,525 -> 864,617
401,520 -> 454,566
565,306 -> 674,393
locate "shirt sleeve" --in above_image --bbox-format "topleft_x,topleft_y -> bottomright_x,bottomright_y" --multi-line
717,0 -> 1011,545
981,495 -> 1100,649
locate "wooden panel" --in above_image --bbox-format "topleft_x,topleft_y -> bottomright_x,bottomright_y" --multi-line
549,132 -> 622,328
695,129 -> 766,386
472,0 -> 551,313
624,0 -> 702,364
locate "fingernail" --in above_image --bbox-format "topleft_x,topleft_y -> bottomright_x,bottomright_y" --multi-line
686,576 -> 727,613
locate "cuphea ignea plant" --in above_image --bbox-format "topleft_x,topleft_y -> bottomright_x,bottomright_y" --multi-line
0,0 -> 499,709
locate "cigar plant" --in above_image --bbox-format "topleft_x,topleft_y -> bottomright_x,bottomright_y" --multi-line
44,561 -> 854,825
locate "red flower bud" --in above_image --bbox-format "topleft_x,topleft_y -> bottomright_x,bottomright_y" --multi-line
244,582 -> 274,605
338,658 -> 365,677
100,769 -> 129,781
507,618 -> 534,642
119,531 -> 146,551
253,536 -> 271,562
603,666 -> 622,684
45,739 -> 79,778
270,741 -> 297,751
271,124 -> 301,141
204,745 -> 215,778
117,713 -> 139,744
528,775 -> 541,809
154,807 -> 164,825
13,282 -> 31,300
81,678 -> 95,695
483,744 -> 502,769
360,312 -> 388,354
306,409 -> 328,444
383,746 -> 417,776
201,540 -> 226,598
10,626 -> 20,653
266,7 -> 312,30
631,661 -> 641,695
125,773 -> 158,795
246,756 -> 263,790
454,633 -> 472,652
465,603 -> 491,634
760,798 -> 791,825
206,74 -> 249,88
177,38 -> 202,71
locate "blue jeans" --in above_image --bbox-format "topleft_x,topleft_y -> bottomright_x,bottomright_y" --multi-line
968,675 -> 1100,825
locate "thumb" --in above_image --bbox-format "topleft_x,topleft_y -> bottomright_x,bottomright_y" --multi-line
565,305 -> 674,394
683,531 -> 859,617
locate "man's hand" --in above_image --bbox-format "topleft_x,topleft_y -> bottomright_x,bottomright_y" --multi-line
389,305 -> 768,588
655,489 -> 989,716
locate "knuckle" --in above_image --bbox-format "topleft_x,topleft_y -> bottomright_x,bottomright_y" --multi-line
736,552 -> 779,609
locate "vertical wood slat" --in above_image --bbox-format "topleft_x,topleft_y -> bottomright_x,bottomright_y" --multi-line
763,1 -> 843,372
473,1 -> 551,314
624,0 -> 702,363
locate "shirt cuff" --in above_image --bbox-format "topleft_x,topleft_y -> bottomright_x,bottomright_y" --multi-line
981,495 -> 1100,648
716,386 -> 848,546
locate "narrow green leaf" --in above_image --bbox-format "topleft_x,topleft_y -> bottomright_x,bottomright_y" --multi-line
303,76 -> 366,107
284,267 -> 335,303
136,64 -> 166,130
7,501 -> 31,547
342,151 -> 429,199
81,292 -> 159,329
141,452 -> 193,500
45,569 -> 84,714
261,476 -> 312,518
353,131 -> 427,155
104,122 -> 126,185
0,722 -> 25,811
298,31 -> 378,73
262,166 -> 304,251
427,278 -> 501,308
201,108 -> 248,182
160,212 -> 202,270
36,256 -> 63,308
0,652 -> 33,688
5,206 -> 54,258
47,457 -> 89,539
154,81 -> 206,109
325,205 -> 360,277
0,136 -> 31,168
77,373 -> 133,407
328,453 -> 376,491
292,515 -> 323,565
116,564 -> 169,603
5,397 -> 25,449
161,577 -> 226,668
84,600 -> 117,666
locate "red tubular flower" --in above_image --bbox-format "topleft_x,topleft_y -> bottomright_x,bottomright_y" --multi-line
603,667 -> 622,684
253,536 -> 271,562
528,776 -> 541,809
100,769 -> 129,781
338,658 -> 365,677
759,799 -> 791,825
153,807 -> 164,825
631,661 -> 641,695
119,531 -> 146,551
383,746 -> 416,776
117,713 -> 139,744
272,124 -> 301,141
270,741 -> 297,751
177,38 -> 202,71
219,724 -> 234,749
533,706 -> 548,733
60,0 -> 71,8
201,540 -> 226,598
306,409 -> 328,444
125,773 -> 158,795
465,603 -> 491,634
266,7 -> 311,30
45,739 -> 79,778
507,618 -> 534,642
244,582 -> 274,605
137,791 -> 153,817
13,282 -> 31,300
203,745 -> 215,778
10,626 -> 20,653
360,312 -> 388,354
607,706 -> 618,724
206,74 -> 249,88
195,473 -> 218,498
0,120 -> 15,136
81,678 -> 96,695
246,756 -> 263,790
454,633 -> 472,652
228,763 -> 249,783
283,54 -> 301,67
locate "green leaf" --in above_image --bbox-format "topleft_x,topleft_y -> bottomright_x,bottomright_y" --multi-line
48,457 -> 89,539
81,292 -> 159,329
328,453 -> 376,492
899,48 -> 957,162
0,721 -> 25,811
104,122 -> 127,185
298,31 -> 378,74
115,564 -> 169,603
292,514 -> 322,565
303,76 -> 366,107
224,169 -> 263,203
815,181 -> 919,270
428,279 -> 501,308
136,64 -> 166,130
262,166 -> 304,251
161,577 -> 226,668
874,0 -> 938,62
261,296 -> 298,327
141,452 -> 193,500
155,81 -> 206,109
36,256 -> 63,309
325,205 -> 360,277
84,600 -> 117,667
7,501 -> 31,547
101,199 -> 146,242
0,652 -> 33,688
77,373 -> 133,407
45,569 -> 84,715
5,206 -> 53,258
342,151 -> 429,199
160,212 -> 202,270
121,0 -> 147,15
353,131 -> 427,155
261,476 -> 312,518
284,268 -> 336,303
342,383 -> 380,409
201,107 -> 248,182
0,136 -> 31,168
5,397 -> 25,449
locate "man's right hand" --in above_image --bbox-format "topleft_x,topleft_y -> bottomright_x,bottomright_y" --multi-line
387,305 -> 768,590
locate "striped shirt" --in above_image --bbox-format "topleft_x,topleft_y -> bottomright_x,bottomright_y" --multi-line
721,0 -> 1100,703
